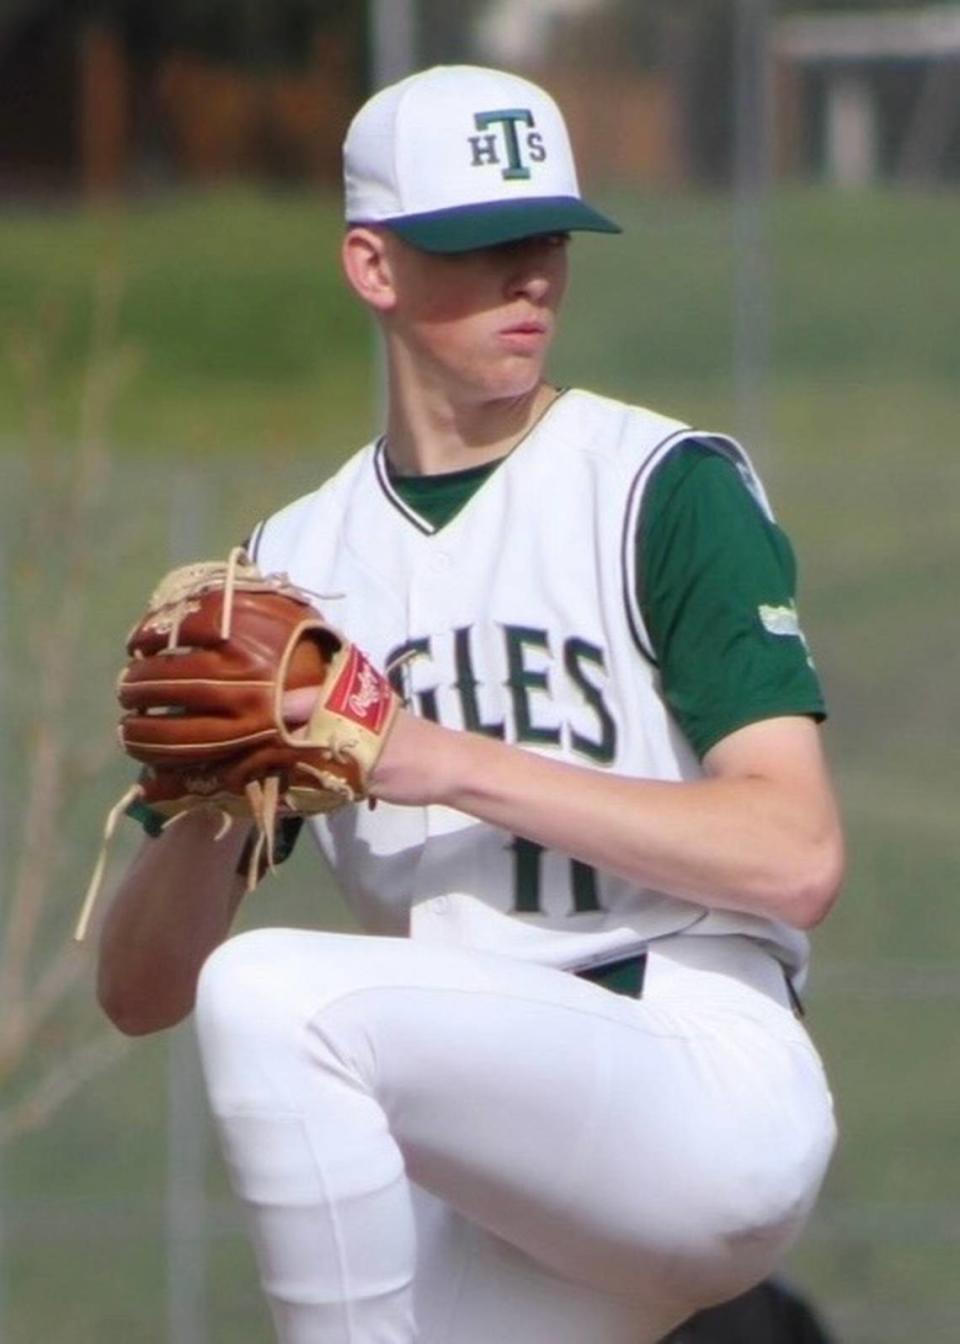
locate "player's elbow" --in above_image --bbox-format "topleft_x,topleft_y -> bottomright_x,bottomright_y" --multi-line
99,995 -> 190,1037
97,968 -> 192,1037
776,827 -> 845,930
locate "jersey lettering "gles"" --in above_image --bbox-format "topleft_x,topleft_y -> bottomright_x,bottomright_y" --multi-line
387,624 -> 616,764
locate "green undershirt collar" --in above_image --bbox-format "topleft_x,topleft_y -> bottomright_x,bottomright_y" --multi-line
387,457 -> 503,530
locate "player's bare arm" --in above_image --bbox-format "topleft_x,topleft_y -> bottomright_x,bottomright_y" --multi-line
97,812 -> 250,1035
368,708 -> 843,929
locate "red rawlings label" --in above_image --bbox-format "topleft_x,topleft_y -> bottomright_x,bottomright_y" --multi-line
325,645 -> 394,734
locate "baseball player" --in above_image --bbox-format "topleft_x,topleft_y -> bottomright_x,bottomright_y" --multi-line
97,66 -> 842,1344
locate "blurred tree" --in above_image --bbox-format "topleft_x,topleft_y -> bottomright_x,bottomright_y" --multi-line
131,0 -> 362,74
0,0 -> 364,73
94,0 -> 362,75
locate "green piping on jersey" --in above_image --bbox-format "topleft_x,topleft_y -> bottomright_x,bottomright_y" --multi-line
387,457 -> 501,531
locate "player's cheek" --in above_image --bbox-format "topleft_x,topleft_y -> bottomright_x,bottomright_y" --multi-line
550,262 -> 569,309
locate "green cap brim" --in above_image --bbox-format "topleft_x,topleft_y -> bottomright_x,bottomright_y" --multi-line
380,196 -> 621,253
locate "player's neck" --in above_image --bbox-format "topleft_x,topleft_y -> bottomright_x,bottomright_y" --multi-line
383,363 -> 560,477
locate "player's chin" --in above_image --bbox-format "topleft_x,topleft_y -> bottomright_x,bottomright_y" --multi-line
482,350 -> 549,399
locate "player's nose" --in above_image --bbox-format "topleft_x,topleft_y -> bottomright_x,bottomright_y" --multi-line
508,268 -> 550,303
503,238 -> 565,303
503,260 -> 556,310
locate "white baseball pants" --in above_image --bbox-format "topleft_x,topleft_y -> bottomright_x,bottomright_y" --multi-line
194,929 -> 835,1344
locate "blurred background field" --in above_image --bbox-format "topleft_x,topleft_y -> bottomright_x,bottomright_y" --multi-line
2,2 -> 960,1342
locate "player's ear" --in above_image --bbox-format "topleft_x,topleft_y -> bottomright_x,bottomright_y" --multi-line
342,227 -> 396,313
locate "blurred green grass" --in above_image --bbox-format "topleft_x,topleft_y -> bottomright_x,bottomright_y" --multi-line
1,186 -> 958,1343
0,190 -> 375,456
2,186 -> 956,445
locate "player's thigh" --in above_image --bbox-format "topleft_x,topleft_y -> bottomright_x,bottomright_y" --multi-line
411,1185 -> 685,1344
326,968 -> 830,1301
198,928 -> 832,1301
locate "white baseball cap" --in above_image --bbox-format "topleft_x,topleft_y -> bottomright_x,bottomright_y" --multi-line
343,65 -> 621,253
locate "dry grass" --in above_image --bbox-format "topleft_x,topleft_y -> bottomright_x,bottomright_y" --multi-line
0,267 -> 137,1143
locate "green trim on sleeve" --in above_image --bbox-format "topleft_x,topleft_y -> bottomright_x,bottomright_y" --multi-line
637,441 -> 826,759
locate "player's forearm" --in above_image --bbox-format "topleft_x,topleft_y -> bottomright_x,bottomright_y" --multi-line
451,749 -> 840,927
97,812 -> 251,1036
372,713 -> 843,928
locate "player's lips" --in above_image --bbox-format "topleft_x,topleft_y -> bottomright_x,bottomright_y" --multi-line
501,314 -> 548,333
497,318 -> 549,351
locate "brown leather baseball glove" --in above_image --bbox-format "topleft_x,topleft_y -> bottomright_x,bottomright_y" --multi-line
75,548 -> 398,940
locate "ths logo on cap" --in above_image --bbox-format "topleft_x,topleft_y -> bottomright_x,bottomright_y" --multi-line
468,108 -> 547,180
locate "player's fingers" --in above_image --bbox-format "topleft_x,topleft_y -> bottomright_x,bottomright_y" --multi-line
282,686 -> 320,725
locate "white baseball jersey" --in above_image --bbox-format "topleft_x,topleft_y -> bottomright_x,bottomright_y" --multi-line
251,388 -> 808,976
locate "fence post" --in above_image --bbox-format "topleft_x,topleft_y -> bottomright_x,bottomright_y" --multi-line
368,0 -> 417,424
0,522 -> 9,1342
370,0 -> 417,89
733,0 -> 773,461
165,463 -> 211,1344
167,1024 -> 209,1344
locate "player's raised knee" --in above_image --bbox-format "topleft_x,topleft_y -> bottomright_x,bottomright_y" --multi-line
195,929 -> 322,1111
196,928 -> 300,1034
690,1131 -> 834,1301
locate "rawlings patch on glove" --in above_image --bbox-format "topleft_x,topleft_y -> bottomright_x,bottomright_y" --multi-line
75,548 -> 398,940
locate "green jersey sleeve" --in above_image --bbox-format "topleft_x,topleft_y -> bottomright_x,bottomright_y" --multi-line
636,440 -> 825,760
